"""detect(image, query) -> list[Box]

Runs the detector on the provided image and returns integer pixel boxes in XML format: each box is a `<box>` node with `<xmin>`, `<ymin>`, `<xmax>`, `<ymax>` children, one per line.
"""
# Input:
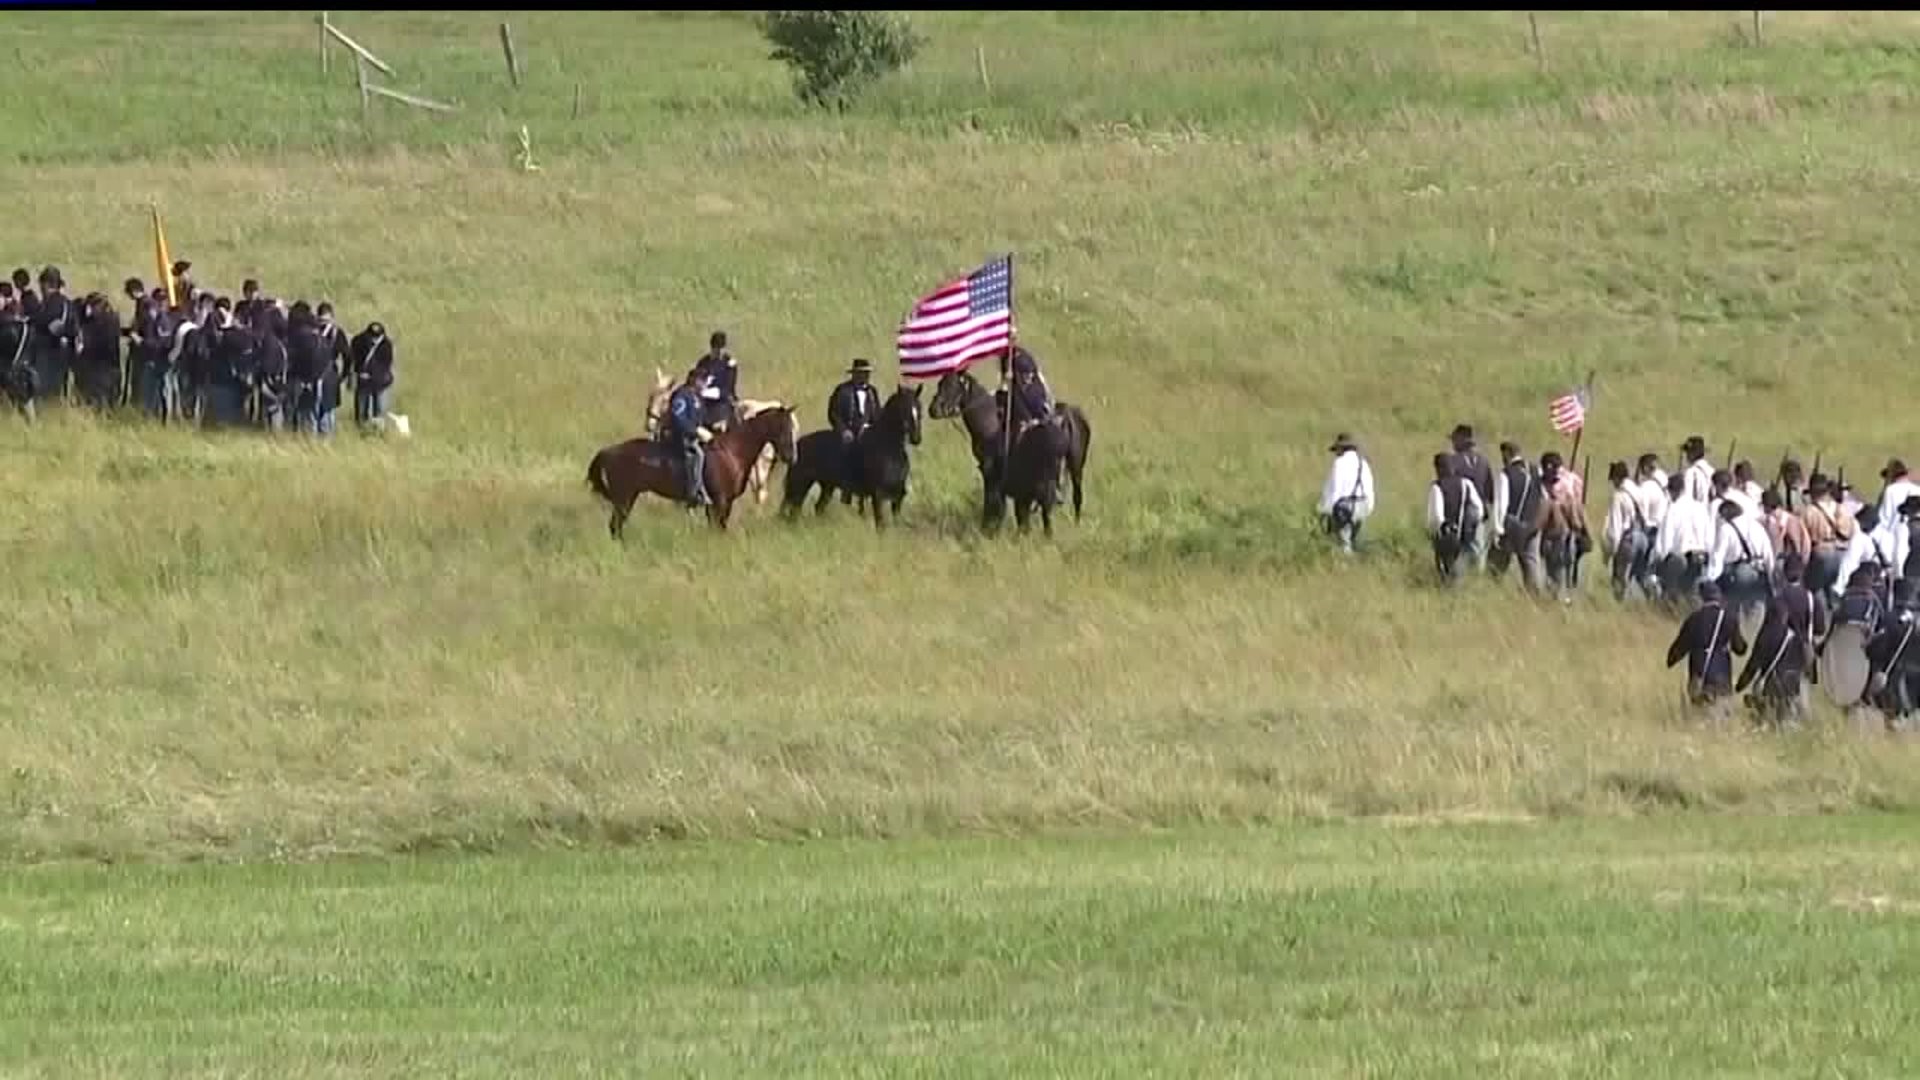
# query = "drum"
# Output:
<box><xmin>1820</xmin><ymin>623</ymin><xmax>1873</xmax><ymax>708</ymax></box>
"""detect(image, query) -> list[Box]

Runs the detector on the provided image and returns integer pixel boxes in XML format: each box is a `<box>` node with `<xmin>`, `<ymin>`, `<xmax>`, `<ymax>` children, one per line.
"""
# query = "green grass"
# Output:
<box><xmin>13</xmin><ymin>13</ymin><xmax>1920</xmax><ymax>1069</ymax></box>
<box><xmin>4</xmin><ymin>817</ymin><xmax>1920</xmax><ymax>1077</ymax></box>
<box><xmin>9</xmin><ymin>11</ymin><xmax>1920</xmax><ymax>860</ymax></box>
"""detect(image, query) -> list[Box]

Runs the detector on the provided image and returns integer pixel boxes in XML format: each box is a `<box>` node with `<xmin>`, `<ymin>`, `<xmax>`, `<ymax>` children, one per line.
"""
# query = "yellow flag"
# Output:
<box><xmin>151</xmin><ymin>205</ymin><xmax>178</xmax><ymax>309</ymax></box>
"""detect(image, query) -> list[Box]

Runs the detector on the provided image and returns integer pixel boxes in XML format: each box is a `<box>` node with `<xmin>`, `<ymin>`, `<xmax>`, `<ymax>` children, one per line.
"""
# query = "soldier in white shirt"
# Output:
<box><xmin>1318</xmin><ymin>432</ymin><xmax>1375</xmax><ymax>554</ymax></box>
<box><xmin>1635</xmin><ymin>453</ymin><xmax>1672</xmax><ymax>515</ymax></box>
<box><xmin>1655</xmin><ymin>471</ymin><xmax>1715</xmax><ymax>606</ymax></box>
<box><xmin>1709</xmin><ymin>499</ymin><xmax>1775</xmax><ymax>622</ymax></box>
<box><xmin>1878</xmin><ymin>459</ymin><xmax>1920</xmax><ymax>526</ymax></box>
<box><xmin>1679</xmin><ymin>435</ymin><xmax>1716</xmax><ymax>506</ymax></box>
<box><xmin>1426</xmin><ymin>453</ymin><xmax>1485</xmax><ymax>585</ymax></box>
<box><xmin>1836</xmin><ymin>504</ymin><xmax>1897</xmax><ymax>608</ymax></box>
<box><xmin>1491</xmin><ymin>440</ymin><xmax>1547</xmax><ymax>592</ymax></box>
<box><xmin>1733</xmin><ymin>460</ymin><xmax>1767</xmax><ymax>508</ymax></box>
<box><xmin>1603</xmin><ymin>460</ymin><xmax>1657</xmax><ymax>601</ymax></box>
<box><xmin>1712</xmin><ymin>468</ymin><xmax>1760</xmax><ymax>521</ymax></box>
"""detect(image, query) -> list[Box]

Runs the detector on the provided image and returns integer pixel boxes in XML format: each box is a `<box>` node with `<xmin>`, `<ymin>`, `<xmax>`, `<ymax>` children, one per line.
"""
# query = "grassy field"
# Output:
<box><xmin>4</xmin><ymin>816</ymin><xmax>1919</xmax><ymax>1077</ymax></box>
<box><xmin>8</xmin><ymin>11</ymin><xmax>1920</xmax><ymax>861</ymax></box>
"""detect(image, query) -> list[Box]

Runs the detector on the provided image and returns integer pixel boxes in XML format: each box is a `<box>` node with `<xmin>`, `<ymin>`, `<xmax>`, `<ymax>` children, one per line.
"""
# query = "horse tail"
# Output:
<box><xmin>586</xmin><ymin>449</ymin><xmax>614</xmax><ymax>503</ymax></box>
<box><xmin>1068</xmin><ymin>407</ymin><xmax>1091</xmax><ymax>521</ymax></box>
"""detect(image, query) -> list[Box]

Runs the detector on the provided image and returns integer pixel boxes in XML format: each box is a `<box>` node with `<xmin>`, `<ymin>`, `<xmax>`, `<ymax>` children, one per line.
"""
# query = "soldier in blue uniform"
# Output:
<box><xmin>992</xmin><ymin>347</ymin><xmax>1054</xmax><ymax>437</ymax></box>
<box><xmin>667</xmin><ymin>366</ymin><xmax>716</xmax><ymax>507</ymax></box>
<box><xmin>692</xmin><ymin>330</ymin><xmax>739</xmax><ymax>429</ymax></box>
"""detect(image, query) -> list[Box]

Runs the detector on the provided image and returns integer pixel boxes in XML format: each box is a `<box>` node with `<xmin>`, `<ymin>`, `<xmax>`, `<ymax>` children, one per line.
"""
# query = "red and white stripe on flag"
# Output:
<box><xmin>1549</xmin><ymin>386</ymin><xmax>1588</xmax><ymax>435</ymax></box>
<box><xmin>896</xmin><ymin>255</ymin><xmax>1014</xmax><ymax>381</ymax></box>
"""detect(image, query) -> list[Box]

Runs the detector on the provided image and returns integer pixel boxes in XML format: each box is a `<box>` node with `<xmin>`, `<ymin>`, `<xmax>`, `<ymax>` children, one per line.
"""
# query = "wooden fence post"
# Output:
<box><xmin>499</xmin><ymin>22</ymin><xmax>522</xmax><ymax>89</ymax></box>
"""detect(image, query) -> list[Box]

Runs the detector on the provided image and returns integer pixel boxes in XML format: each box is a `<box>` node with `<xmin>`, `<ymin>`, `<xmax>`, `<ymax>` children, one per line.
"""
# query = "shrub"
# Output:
<box><xmin>760</xmin><ymin>10</ymin><xmax>925</xmax><ymax>110</ymax></box>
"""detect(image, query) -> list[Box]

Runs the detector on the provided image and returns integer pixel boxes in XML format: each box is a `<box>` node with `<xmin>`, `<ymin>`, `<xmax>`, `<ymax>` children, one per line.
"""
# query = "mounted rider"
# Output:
<box><xmin>828</xmin><ymin>357</ymin><xmax>884</xmax><ymax>490</ymax></box>
<box><xmin>997</xmin><ymin>346</ymin><xmax>1056</xmax><ymax>437</ymax></box>
<box><xmin>667</xmin><ymin>365</ymin><xmax>717</xmax><ymax>507</ymax></box>
<box><xmin>691</xmin><ymin>330</ymin><xmax>740</xmax><ymax>431</ymax></box>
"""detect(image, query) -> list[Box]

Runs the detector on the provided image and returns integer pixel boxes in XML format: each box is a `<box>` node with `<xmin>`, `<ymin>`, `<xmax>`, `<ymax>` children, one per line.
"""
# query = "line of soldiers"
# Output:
<box><xmin>1</xmin><ymin>261</ymin><xmax>397</xmax><ymax>435</ymax></box>
<box><xmin>1315</xmin><ymin>425</ymin><xmax>1593</xmax><ymax>596</ymax></box>
<box><xmin>1325</xmin><ymin>425</ymin><xmax>1920</xmax><ymax>730</ymax></box>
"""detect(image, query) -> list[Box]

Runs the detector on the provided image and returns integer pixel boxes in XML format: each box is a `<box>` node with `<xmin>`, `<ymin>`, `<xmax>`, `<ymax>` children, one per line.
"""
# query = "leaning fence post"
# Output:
<box><xmin>499</xmin><ymin>22</ymin><xmax>522</xmax><ymax>89</ymax></box>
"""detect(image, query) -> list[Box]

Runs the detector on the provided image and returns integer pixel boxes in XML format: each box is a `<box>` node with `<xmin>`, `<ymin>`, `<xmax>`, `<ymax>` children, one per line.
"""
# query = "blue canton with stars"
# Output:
<box><xmin>966</xmin><ymin>256</ymin><xmax>1013</xmax><ymax>316</ymax></box>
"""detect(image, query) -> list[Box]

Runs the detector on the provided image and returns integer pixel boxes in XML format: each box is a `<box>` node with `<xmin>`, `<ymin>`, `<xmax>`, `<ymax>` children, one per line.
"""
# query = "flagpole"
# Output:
<box><xmin>999</xmin><ymin>252</ymin><xmax>1017</xmax><ymax>522</ymax></box>
<box><xmin>1568</xmin><ymin>368</ymin><xmax>1595</xmax><ymax>505</ymax></box>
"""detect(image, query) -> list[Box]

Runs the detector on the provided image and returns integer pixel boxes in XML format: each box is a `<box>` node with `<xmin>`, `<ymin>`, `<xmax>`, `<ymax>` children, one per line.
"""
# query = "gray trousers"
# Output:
<box><xmin>684</xmin><ymin>441</ymin><xmax>709</xmax><ymax>505</ymax></box>
<box><xmin>1491</xmin><ymin>531</ymin><xmax>1545</xmax><ymax>591</ymax></box>
<box><xmin>1611</xmin><ymin>529</ymin><xmax>1654</xmax><ymax>601</ymax></box>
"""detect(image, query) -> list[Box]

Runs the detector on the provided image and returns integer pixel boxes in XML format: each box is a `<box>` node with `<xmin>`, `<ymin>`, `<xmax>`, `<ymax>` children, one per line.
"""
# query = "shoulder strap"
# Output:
<box><xmin>1628</xmin><ymin>487</ymin><xmax>1647</xmax><ymax>529</ymax></box>
<box><xmin>1704</xmin><ymin>607</ymin><xmax>1726</xmax><ymax>660</ymax></box>
<box><xmin>1815</xmin><ymin>501</ymin><xmax>1843</xmax><ymax>536</ymax></box>
<box><xmin>1349</xmin><ymin>455</ymin><xmax>1366</xmax><ymax>499</ymax></box>
<box><xmin>1733</xmin><ymin>520</ymin><xmax>1756</xmax><ymax>564</ymax></box>
<box><xmin>1889</xmin><ymin>624</ymin><xmax>1917</xmax><ymax>672</ymax></box>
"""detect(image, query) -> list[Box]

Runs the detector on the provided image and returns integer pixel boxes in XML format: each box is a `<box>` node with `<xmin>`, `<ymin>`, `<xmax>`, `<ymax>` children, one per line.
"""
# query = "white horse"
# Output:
<box><xmin>643</xmin><ymin>367</ymin><xmax>790</xmax><ymax>506</ymax></box>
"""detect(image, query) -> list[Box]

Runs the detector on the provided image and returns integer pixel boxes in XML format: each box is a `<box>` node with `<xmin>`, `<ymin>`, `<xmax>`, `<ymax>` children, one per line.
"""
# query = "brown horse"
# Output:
<box><xmin>643</xmin><ymin>366</ymin><xmax>786</xmax><ymax>506</ymax></box>
<box><xmin>587</xmin><ymin>404</ymin><xmax>797</xmax><ymax>537</ymax></box>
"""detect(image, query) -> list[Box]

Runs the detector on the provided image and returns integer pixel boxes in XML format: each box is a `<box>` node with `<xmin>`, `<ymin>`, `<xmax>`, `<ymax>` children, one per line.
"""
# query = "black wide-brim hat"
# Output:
<box><xmin>848</xmin><ymin>358</ymin><xmax>872</xmax><ymax>374</ymax></box>
<box><xmin>1329</xmin><ymin>432</ymin><xmax>1357</xmax><ymax>453</ymax></box>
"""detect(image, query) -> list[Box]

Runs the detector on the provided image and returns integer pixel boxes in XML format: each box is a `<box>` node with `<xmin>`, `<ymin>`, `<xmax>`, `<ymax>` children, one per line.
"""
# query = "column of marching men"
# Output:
<box><xmin>0</xmin><ymin>261</ymin><xmax>398</xmax><ymax>434</ymax></box>
<box><xmin>1319</xmin><ymin>425</ymin><xmax>1920</xmax><ymax>731</ymax></box>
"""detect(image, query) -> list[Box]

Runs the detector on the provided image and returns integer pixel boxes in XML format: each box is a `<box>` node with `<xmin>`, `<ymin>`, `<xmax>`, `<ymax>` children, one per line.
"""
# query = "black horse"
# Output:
<box><xmin>928</xmin><ymin>367</ymin><xmax>1091</xmax><ymax>536</ymax></box>
<box><xmin>781</xmin><ymin>384</ymin><xmax>924</xmax><ymax>529</ymax></box>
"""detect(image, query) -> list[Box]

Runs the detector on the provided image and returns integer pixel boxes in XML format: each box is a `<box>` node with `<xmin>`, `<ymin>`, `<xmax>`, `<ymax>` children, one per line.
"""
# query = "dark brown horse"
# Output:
<box><xmin>586</xmin><ymin>405</ymin><xmax>797</xmax><ymax>537</ymax></box>
<box><xmin>781</xmin><ymin>383</ymin><xmax>924</xmax><ymax>529</ymax></box>
<box><xmin>927</xmin><ymin>368</ymin><xmax>1091</xmax><ymax>535</ymax></box>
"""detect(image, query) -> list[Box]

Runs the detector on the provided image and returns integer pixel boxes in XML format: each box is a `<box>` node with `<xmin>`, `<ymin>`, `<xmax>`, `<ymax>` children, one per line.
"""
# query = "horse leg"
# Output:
<box><xmin>782</xmin><ymin>458</ymin><xmax>818</xmax><ymax>520</ymax></box>
<box><xmin>815</xmin><ymin>481</ymin><xmax>836</xmax><ymax>515</ymax></box>
<box><xmin>1014</xmin><ymin>497</ymin><xmax>1033</xmax><ymax>534</ymax></box>
<box><xmin>1068</xmin><ymin>454</ymin><xmax>1085</xmax><ymax>522</ymax></box>
<box><xmin>871</xmin><ymin>490</ymin><xmax>887</xmax><ymax>531</ymax></box>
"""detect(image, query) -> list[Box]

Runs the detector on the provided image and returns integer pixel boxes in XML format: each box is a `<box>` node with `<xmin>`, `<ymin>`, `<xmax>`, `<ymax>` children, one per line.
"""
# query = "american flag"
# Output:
<box><xmin>1549</xmin><ymin>384</ymin><xmax>1589</xmax><ymax>435</ymax></box>
<box><xmin>896</xmin><ymin>255</ymin><xmax>1014</xmax><ymax>381</ymax></box>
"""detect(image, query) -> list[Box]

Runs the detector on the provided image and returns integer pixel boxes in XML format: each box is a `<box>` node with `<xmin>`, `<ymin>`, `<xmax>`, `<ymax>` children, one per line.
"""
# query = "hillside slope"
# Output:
<box><xmin>6</xmin><ymin>11</ymin><xmax>1920</xmax><ymax>860</ymax></box>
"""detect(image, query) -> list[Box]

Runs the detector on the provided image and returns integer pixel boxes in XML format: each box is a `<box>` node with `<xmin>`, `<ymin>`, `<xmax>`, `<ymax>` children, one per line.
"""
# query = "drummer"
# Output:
<box><xmin>1818</xmin><ymin>565</ymin><xmax>1886</xmax><ymax>713</ymax></box>
<box><xmin>1830</xmin><ymin>565</ymin><xmax>1885</xmax><ymax>633</ymax></box>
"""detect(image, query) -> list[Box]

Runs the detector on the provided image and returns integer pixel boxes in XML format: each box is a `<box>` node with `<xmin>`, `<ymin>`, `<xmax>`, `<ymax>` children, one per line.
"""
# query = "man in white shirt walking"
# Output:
<box><xmin>1654</xmin><ymin>472</ymin><xmax>1714</xmax><ymax>607</ymax></box>
<box><xmin>1836</xmin><ymin>504</ymin><xmax>1898</xmax><ymax>609</ymax></box>
<box><xmin>1318</xmin><ymin>431</ymin><xmax>1375</xmax><ymax>554</ymax></box>
<box><xmin>1491</xmin><ymin>440</ymin><xmax>1546</xmax><ymax>592</ymax></box>
<box><xmin>1603</xmin><ymin>460</ymin><xmax>1658</xmax><ymax>601</ymax></box>
<box><xmin>1426</xmin><ymin>452</ymin><xmax>1485</xmax><ymax>585</ymax></box>
<box><xmin>1709</xmin><ymin>499</ymin><xmax>1775</xmax><ymax>622</ymax></box>
<box><xmin>1878</xmin><ymin>459</ymin><xmax>1920</xmax><ymax>527</ymax></box>
<box><xmin>1680</xmin><ymin>435</ymin><xmax>1716</xmax><ymax>507</ymax></box>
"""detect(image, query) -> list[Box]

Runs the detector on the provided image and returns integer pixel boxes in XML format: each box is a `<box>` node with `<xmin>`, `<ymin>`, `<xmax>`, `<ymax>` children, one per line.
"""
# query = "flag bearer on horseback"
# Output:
<box><xmin>668</xmin><ymin>366</ymin><xmax>717</xmax><ymax>508</ymax></box>
<box><xmin>1000</xmin><ymin>347</ymin><xmax>1054</xmax><ymax>435</ymax></box>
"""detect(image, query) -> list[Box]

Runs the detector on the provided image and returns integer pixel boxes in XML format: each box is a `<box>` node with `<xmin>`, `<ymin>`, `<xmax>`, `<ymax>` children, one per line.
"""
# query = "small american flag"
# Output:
<box><xmin>1549</xmin><ymin>384</ymin><xmax>1589</xmax><ymax>435</ymax></box>
<box><xmin>897</xmin><ymin>255</ymin><xmax>1014</xmax><ymax>381</ymax></box>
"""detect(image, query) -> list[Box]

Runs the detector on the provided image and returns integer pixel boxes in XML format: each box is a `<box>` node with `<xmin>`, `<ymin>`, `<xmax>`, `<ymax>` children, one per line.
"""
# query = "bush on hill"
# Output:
<box><xmin>760</xmin><ymin>10</ymin><xmax>925</xmax><ymax>110</ymax></box>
